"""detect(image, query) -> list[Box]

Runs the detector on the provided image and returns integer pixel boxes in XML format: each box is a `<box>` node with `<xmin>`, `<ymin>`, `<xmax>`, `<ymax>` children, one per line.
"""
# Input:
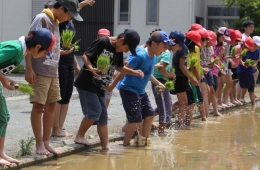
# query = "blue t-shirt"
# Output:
<box><xmin>120</xmin><ymin>46</ymin><xmax>157</xmax><ymax>94</ymax></box>
<box><xmin>237</xmin><ymin>49</ymin><xmax>260</xmax><ymax>75</ymax></box>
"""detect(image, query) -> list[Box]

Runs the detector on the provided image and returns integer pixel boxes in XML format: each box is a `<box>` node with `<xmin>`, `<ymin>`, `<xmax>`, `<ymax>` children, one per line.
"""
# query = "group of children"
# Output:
<box><xmin>0</xmin><ymin>0</ymin><xmax>259</xmax><ymax>166</ymax></box>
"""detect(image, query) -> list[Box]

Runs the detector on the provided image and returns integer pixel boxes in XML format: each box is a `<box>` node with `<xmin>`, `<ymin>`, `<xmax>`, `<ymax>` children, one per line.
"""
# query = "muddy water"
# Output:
<box><xmin>25</xmin><ymin>105</ymin><xmax>260</xmax><ymax>170</ymax></box>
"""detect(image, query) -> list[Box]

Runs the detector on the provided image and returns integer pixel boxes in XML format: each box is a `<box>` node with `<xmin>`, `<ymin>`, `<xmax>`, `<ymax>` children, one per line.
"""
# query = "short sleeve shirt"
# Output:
<box><xmin>153</xmin><ymin>50</ymin><xmax>171</xmax><ymax>80</ymax></box>
<box><xmin>172</xmin><ymin>48</ymin><xmax>188</xmax><ymax>77</ymax></box>
<box><xmin>237</xmin><ymin>49</ymin><xmax>260</xmax><ymax>75</ymax></box>
<box><xmin>74</xmin><ymin>37</ymin><xmax>123</xmax><ymax>96</ymax></box>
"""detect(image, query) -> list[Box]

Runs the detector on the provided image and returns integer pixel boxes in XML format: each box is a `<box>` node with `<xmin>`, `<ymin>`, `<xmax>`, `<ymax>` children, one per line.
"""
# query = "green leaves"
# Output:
<box><xmin>211</xmin><ymin>57</ymin><xmax>220</xmax><ymax>65</ymax></box>
<box><xmin>61</xmin><ymin>29</ymin><xmax>81</xmax><ymax>51</ymax></box>
<box><xmin>12</xmin><ymin>83</ymin><xmax>35</xmax><ymax>95</ymax></box>
<box><xmin>97</xmin><ymin>54</ymin><xmax>111</xmax><ymax>74</ymax></box>
<box><xmin>164</xmin><ymin>80</ymin><xmax>175</xmax><ymax>91</ymax></box>
<box><xmin>189</xmin><ymin>57</ymin><xmax>197</xmax><ymax>68</ymax></box>
<box><xmin>231</xmin><ymin>47</ymin><xmax>237</xmax><ymax>56</ymax></box>
<box><xmin>241</xmin><ymin>49</ymin><xmax>248</xmax><ymax>57</ymax></box>
<box><xmin>245</xmin><ymin>59</ymin><xmax>256</xmax><ymax>66</ymax></box>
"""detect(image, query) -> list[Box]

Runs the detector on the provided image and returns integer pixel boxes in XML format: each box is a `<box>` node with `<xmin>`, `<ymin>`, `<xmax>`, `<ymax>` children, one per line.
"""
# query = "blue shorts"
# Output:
<box><xmin>238</xmin><ymin>72</ymin><xmax>255</xmax><ymax>92</ymax></box>
<box><xmin>203</xmin><ymin>70</ymin><xmax>215</xmax><ymax>86</ymax></box>
<box><xmin>77</xmin><ymin>88</ymin><xmax>107</xmax><ymax>125</ymax></box>
<box><xmin>186</xmin><ymin>84</ymin><xmax>203</xmax><ymax>105</ymax></box>
<box><xmin>120</xmin><ymin>88</ymin><xmax>154</xmax><ymax>123</ymax></box>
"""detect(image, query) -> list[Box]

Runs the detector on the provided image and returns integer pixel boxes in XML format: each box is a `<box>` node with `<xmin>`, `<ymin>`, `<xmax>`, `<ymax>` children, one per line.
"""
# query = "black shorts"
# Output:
<box><xmin>231</xmin><ymin>68</ymin><xmax>238</xmax><ymax>80</ymax></box>
<box><xmin>186</xmin><ymin>84</ymin><xmax>203</xmax><ymax>105</ymax></box>
<box><xmin>170</xmin><ymin>76</ymin><xmax>189</xmax><ymax>94</ymax></box>
<box><xmin>238</xmin><ymin>72</ymin><xmax>255</xmax><ymax>92</ymax></box>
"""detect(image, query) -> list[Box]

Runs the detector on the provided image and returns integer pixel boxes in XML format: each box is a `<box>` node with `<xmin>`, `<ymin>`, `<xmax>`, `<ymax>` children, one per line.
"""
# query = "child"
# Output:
<box><xmin>0</xmin><ymin>28</ymin><xmax>56</xmax><ymax>166</ymax></box>
<box><xmin>107</xmin><ymin>30</ymin><xmax>174</xmax><ymax>146</ymax></box>
<box><xmin>74</xmin><ymin>29</ymin><xmax>143</xmax><ymax>150</ymax></box>
<box><xmin>237</xmin><ymin>37</ymin><xmax>260</xmax><ymax>105</ymax></box>
<box><xmin>25</xmin><ymin>0</ymin><xmax>83</xmax><ymax>155</ymax></box>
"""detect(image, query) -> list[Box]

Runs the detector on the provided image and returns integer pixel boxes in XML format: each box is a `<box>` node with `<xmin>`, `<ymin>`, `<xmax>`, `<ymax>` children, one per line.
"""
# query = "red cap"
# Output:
<box><xmin>245</xmin><ymin>37</ymin><xmax>255</xmax><ymax>51</ymax></box>
<box><xmin>186</xmin><ymin>31</ymin><xmax>202</xmax><ymax>47</ymax></box>
<box><xmin>229</xmin><ymin>28</ymin><xmax>236</xmax><ymax>45</ymax></box>
<box><xmin>97</xmin><ymin>28</ymin><xmax>110</xmax><ymax>36</ymax></box>
<box><xmin>196</xmin><ymin>29</ymin><xmax>211</xmax><ymax>39</ymax></box>
<box><xmin>190</xmin><ymin>23</ymin><xmax>203</xmax><ymax>31</ymax></box>
<box><xmin>235</xmin><ymin>30</ymin><xmax>242</xmax><ymax>41</ymax></box>
<box><xmin>207</xmin><ymin>30</ymin><xmax>217</xmax><ymax>46</ymax></box>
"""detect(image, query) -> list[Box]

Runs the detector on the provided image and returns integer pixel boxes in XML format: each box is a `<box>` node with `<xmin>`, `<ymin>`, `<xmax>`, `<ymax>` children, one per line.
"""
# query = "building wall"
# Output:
<box><xmin>0</xmin><ymin>0</ymin><xmax>32</xmax><ymax>42</ymax></box>
<box><xmin>194</xmin><ymin>0</ymin><xmax>206</xmax><ymax>26</ymax></box>
<box><xmin>114</xmin><ymin>0</ymin><xmax>193</xmax><ymax>45</ymax></box>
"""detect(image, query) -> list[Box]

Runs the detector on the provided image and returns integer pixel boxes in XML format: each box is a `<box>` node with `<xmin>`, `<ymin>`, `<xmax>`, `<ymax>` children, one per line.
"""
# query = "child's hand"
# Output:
<box><xmin>1</xmin><ymin>77</ymin><xmax>15</xmax><ymax>90</ymax></box>
<box><xmin>156</xmin><ymin>83</ymin><xmax>166</xmax><ymax>92</ymax></box>
<box><xmin>154</xmin><ymin>63</ymin><xmax>163</xmax><ymax>69</ymax></box>
<box><xmin>168</xmin><ymin>72</ymin><xmax>176</xmax><ymax>79</ymax></box>
<box><xmin>133</xmin><ymin>69</ymin><xmax>144</xmax><ymax>78</ymax></box>
<box><xmin>190</xmin><ymin>77</ymin><xmax>199</xmax><ymax>86</ymax></box>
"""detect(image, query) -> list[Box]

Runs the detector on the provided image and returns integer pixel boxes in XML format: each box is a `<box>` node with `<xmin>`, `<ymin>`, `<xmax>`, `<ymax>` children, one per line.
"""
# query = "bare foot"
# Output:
<box><xmin>102</xmin><ymin>145</ymin><xmax>111</xmax><ymax>151</ymax></box>
<box><xmin>0</xmin><ymin>153</ymin><xmax>20</xmax><ymax>164</ymax></box>
<box><xmin>36</xmin><ymin>143</ymin><xmax>50</xmax><ymax>155</ymax></box>
<box><xmin>74</xmin><ymin>136</ymin><xmax>91</xmax><ymax>146</ymax></box>
<box><xmin>44</xmin><ymin>143</ymin><xmax>61</xmax><ymax>155</ymax></box>
<box><xmin>201</xmin><ymin>117</ymin><xmax>207</xmax><ymax>121</ymax></box>
<box><xmin>51</xmin><ymin>130</ymin><xmax>73</xmax><ymax>137</ymax></box>
<box><xmin>0</xmin><ymin>158</ymin><xmax>11</xmax><ymax>166</ymax></box>
<box><xmin>214</xmin><ymin>112</ymin><xmax>223</xmax><ymax>117</ymax></box>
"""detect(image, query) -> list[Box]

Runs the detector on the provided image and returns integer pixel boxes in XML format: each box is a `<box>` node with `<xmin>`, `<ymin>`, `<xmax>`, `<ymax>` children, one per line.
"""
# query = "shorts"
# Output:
<box><xmin>231</xmin><ymin>68</ymin><xmax>238</xmax><ymax>80</ymax></box>
<box><xmin>30</xmin><ymin>74</ymin><xmax>61</xmax><ymax>104</ymax></box>
<box><xmin>77</xmin><ymin>88</ymin><xmax>107</xmax><ymax>125</ymax></box>
<box><xmin>225</xmin><ymin>69</ymin><xmax>233</xmax><ymax>76</ymax></box>
<box><xmin>58</xmin><ymin>64</ymin><xmax>74</xmax><ymax>104</ymax></box>
<box><xmin>171</xmin><ymin>76</ymin><xmax>189</xmax><ymax>94</ymax></box>
<box><xmin>105</xmin><ymin>91</ymin><xmax>113</xmax><ymax>100</ymax></box>
<box><xmin>151</xmin><ymin>81</ymin><xmax>172</xmax><ymax>124</ymax></box>
<box><xmin>238</xmin><ymin>72</ymin><xmax>255</xmax><ymax>92</ymax></box>
<box><xmin>120</xmin><ymin>88</ymin><xmax>154</xmax><ymax>123</ymax></box>
<box><xmin>203</xmin><ymin>70</ymin><xmax>215</xmax><ymax>86</ymax></box>
<box><xmin>186</xmin><ymin>84</ymin><xmax>203</xmax><ymax>105</ymax></box>
<box><xmin>213</xmin><ymin>75</ymin><xmax>218</xmax><ymax>91</ymax></box>
<box><xmin>0</xmin><ymin>84</ymin><xmax>10</xmax><ymax>137</ymax></box>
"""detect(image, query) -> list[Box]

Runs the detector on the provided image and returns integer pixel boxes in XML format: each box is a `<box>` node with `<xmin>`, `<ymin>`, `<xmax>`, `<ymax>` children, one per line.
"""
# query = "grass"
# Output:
<box><xmin>17</xmin><ymin>137</ymin><xmax>35</xmax><ymax>157</ymax></box>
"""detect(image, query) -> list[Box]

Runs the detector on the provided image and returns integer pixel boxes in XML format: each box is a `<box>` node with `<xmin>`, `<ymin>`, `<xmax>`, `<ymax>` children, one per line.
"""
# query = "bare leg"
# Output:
<box><xmin>97</xmin><ymin>125</ymin><xmax>110</xmax><ymax>150</ymax></box>
<box><xmin>176</xmin><ymin>92</ymin><xmax>188</xmax><ymax>128</ymax></box>
<box><xmin>31</xmin><ymin>103</ymin><xmax>49</xmax><ymax>155</ymax></box>
<box><xmin>249</xmin><ymin>92</ymin><xmax>256</xmax><ymax>105</ymax></box>
<box><xmin>123</xmin><ymin>123</ymin><xmax>138</xmax><ymax>146</ymax></box>
<box><xmin>254</xmin><ymin>70</ymin><xmax>259</xmax><ymax>98</ymax></box>
<box><xmin>74</xmin><ymin>118</ymin><xmax>95</xmax><ymax>146</ymax></box>
<box><xmin>200</xmin><ymin>82</ymin><xmax>209</xmax><ymax>117</ymax></box>
<box><xmin>0</xmin><ymin>137</ymin><xmax>20</xmax><ymax>165</ymax></box>
<box><xmin>236</xmin><ymin>83</ymin><xmax>242</xmax><ymax>100</ymax></box>
<box><xmin>223</xmin><ymin>75</ymin><xmax>233</xmax><ymax>106</ymax></box>
<box><xmin>197</xmin><ymin>103</ymin><xmax>207</xmax><ymax>121</ymax></box>
<box><xmin>209</xmin><ymin>85</ymin><xmax>222</xmax><ymax>116</ymax></box>
<box><xmin>106</xmin><ymin>99</ymin><xmax>111</xmax><ymax>109</ymax></box>
<box><xmin>186</xmin><ymin>104</ymin><xmax>195</xmax><ymax>126</ymax></box>
<box><xmin>52</xmin><ymin>103</ymin><xmax>61</xmax><ymax>136</ymax></box>
<box><xmin>43</xmin><ymin>102</ymin><xmax>60</xmax><ymax>155</ymax></box>
<box><xmin>142</xmin><ymin>116</ymin><xmax>154</xmax><ymax>137</ymax></box>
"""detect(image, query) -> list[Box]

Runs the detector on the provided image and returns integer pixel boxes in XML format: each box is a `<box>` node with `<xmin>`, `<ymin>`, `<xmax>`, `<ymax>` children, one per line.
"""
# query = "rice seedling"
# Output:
<box><xmin>97</xmin><ymin>54</ymin><xmax>111</xmax><ymax>75</ymax></box>
<box><xmin>211</xmin><ymin>56</ymin><xmax>220</xmax><ymax>65</ymax></box>
<box><xmin>189</xmin><ymin>57</ymin><xmax>197</xmax><ymax>68</ymax></box>
<box><xmin>231</xmin><ymin>47</ymin><xmax>237</xmax><ymax>56</ymax></box>
<box><xmin>241</xmin><ymin>49</ymin><xmax>248</xmax><ymax>57</ymax></box>
<box><xmin>12</xmin><ymin>83</ymin><xmax>35</xmax><ymax>95</ymax></box>
<box><xmin>17</xmin><ymin>137</ymin><xmax>35</xmax><ymax>157</ymax></box>
<box><xmin>220</xmin><ymin>63</ymin><xmax>225</xmax><ymax>69</ymax></box>
<box><xmin>245</xmin><ymin>59</ymin><xmax>256</xmax><ymax>66</ymax></box>
<box><xmin>164</xmin><ymin>80</ymin><xmax>175</xmax><ymax>91</ymax></box>
<box><xmin>61</xmin><ymin>29</ymin><xmax>80</xmax><ymax>51</ymax></box>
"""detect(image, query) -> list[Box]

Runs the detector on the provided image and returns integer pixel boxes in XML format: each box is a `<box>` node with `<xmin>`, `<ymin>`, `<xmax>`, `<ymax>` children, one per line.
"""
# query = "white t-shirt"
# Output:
<box><xmin>242</xmin><ymin>33</ymin><xmax>250</xmax><ymax>41</ymax></box>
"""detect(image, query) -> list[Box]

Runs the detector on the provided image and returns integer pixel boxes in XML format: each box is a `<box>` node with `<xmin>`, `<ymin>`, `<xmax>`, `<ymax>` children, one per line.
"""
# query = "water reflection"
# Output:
<box><xmin>25</xmin><ymin>105</ymin><xmax>260</xmax><ymax>170</ymax></box>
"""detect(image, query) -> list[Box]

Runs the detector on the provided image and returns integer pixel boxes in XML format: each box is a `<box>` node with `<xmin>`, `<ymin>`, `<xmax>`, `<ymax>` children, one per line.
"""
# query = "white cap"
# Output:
<box><xmin>253</xmin><ymin>36</ymin><xmax>260</xmax><ymax>47</ymax></box>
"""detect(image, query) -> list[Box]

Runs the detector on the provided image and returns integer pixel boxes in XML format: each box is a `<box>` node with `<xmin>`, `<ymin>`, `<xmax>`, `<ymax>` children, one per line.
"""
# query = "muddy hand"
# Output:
<box><xmin>91</xmin><ymin>68</ymin><xmax>101</xmax><ymax>77</ymax></box>
<box><xmin>2</xmin><ymin>77</ymin><xmax>15</xmax><ymax>90</ymax></box>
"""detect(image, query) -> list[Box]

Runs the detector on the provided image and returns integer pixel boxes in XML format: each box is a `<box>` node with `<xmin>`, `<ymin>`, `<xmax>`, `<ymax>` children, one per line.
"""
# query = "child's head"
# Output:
<box><xmin>115</xmin><ymin>29</ymin><xmax>140</xmax><ymax>56</ymax></box>
<box><xmin>146</xmin><ymin>30</ymin><xmax>175</xmax><ymax>56</ymax></box>
<box><xmin>97</xmin><ymin>28</ymin><xmax>110</xmax><ymax>38</ymax></box>
<box><xmin>242</xmin><ymin>20</ymin><xmax>254</xmax><ymax>34</ymax></box>
<box><xmin>217</xmin><ymin>27</ymin><xmax>231</xmax><ymax>44</ymax></box>
<box><xmin>169</xmin><ymin>31</ymin><xmax>187</xmax><ymax>52</ymax></box>
<box><xmin>25</xmin><ymin>28</ymin><xmax>56</xmax><ymax>58</ymax></box>
<box><xmin>53</xmin><ymin>0</ymin><xmax>83</xmax><ymax>22</ymax></box>
<box><xmin>207</xmin><ymin>30</ymin><xmax>217</xmax><ymax>47</ymax></box>
<box><xmin>244</xmin><ymin>37</ymin><xmax>258</xmax><ymax>52</ymax></box>
<box><xmin>196</xmin><ymin>29</ymin><xmax>210</xmax><ymax>47</ymax></box>
<box><xmin>190</xmin><ymin>23</ymin><xmax>203</xmax><ymax>31</ymax></box>
<box><xmin>235</xmin><ymin>30</ymin><xmax>242</xmax><ymax>42</ymax></box>
<box><xmin>185</xmin><ymin>31</ymin><xmax>201</xmax><ymax>53</ymax></box>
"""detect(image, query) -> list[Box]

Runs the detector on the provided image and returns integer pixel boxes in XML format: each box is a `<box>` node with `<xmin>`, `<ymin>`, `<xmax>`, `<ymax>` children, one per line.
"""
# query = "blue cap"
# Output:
<box><xmin>150</xmin><ymin>30</ymin><xmax>176</xmax><ymax>46</ymax></box>
<box><xmin>32</xmin><ymin>28</ymin><xmax>56</xmax><ymax>52</ymax></box>
<box><xmin>169</xmin><ymin>31</ymin><xmax>188</xmax><ymax>49</ymax></box>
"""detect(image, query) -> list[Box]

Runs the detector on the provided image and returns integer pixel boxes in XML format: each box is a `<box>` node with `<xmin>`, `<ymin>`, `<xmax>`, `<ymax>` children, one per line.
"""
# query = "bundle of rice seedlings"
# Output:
<box><xmin>61</xmin><ymin>29</ymin><xmax>80</xmax><ymax>51</ymax></box>
<box><xmin>97</xmin><ymin>54</ymin><xmax>111</xmax><ymax>75</ymax></box>
<box><xmin>241</xmin><ymin>49</ymin><xmax>248</xmax><ymax>57</ymax></box>
<box><xmin>164</xmin><ymin>80</ymin><xmax>175</xmax><ymax>91</ymax></box>
<box><xmin>211</xmin><ymin>56</ymin><xmax>220</xmax><ymax>65</ymax></box>
<box><xmin>169</xmin><ymin>67</ymin><xmax>175</xmax><ymax>73</ymax></box>
<box><xmin>245</xmin><ymin>59</ymin><xmax>256</xmax><ymax>66</ymax></box>
<box><xmin>189</xmin><ymin>57</ymin><xmax>197</xmax><ymax>68</ymax></box>
<box><xmin>12</xmin><ymin>83</ymin><xmax>35</xmax><ymax>95</ymax></box>
<box><xmin>231</xmin><ymin>47</ymin><xmax>237</xmax><ymax>56</ymax></box>
<box><xmin>221</xmin><ymin>63</ymin><xmax>225</xmax><ymax>69</ymax></box>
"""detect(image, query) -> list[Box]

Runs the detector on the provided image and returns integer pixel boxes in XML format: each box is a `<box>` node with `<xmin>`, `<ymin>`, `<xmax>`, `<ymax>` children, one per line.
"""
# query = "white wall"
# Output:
<box><xmin>194</xmin><ymin>0</ymin><xmax>206</xmax><ymax>25</ymax></box>
<box><xmin>114</xmin><ymin>0</ymin><xmax>193</xmax><ymax>45</ymax></box>
<box><xmin>0</xmin><ymin>0</ymin><xmax>32</xmax><ymax>41</ymax></box>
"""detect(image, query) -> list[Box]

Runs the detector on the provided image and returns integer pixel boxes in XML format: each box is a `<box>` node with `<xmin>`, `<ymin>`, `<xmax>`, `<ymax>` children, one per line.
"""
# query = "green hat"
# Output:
<box><xmin>57</xmin><ymin>0</ymin><xmax>83</xmax><ymax>21</ymax></box>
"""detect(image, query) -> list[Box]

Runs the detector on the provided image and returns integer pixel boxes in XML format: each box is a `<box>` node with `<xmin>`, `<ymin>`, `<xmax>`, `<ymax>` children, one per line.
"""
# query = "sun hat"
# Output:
<box><xmin>244</xmin><ymin>37</ymin><xmax>255</xmax><ymax>51</ymax></box>
<box><xmin>207</xmin><ymin>30</ymin><xmax>217</xmax><ymax>46</ymax></box>
<box><xmin>253</xmin><ymin>36</ymin><xmax>260</xmax><ymax>47</ymax></box>
<box><xmin>186</xmin><ymin>31</ymin><xmax>202</xmax><ymax>47</ymax></box>
<box><xmin>190</xmin><ymin>24</ymin><xmax>203</xmax><ymax>31</ymax></box>
<box><xmin>235</xmin><ymin>30</ymin><xmax>242</xmax><ymax>41</ymax></box>
<box><xmin>196</xmin><ymin>29</ymin><xmax>211</xmax><ymax>39</ymax></box>
<box><xmin>98</xmin><ymin>28</ymin><xmax>110</xmax><ymax>36</ymax></box>
<box><xmin>169</xmin><ymin>31</ymin><xmax>188</xmax><ymax>49</ymax></box>
<box><xmin>218</xmin><ymin>27</ymin><xmax>231</xmax><ymax>41</ymax></box>
<box><xmin>229</xmin><ymin>28</ymin><xmax>237</xmax><ymax>44</ymax></box>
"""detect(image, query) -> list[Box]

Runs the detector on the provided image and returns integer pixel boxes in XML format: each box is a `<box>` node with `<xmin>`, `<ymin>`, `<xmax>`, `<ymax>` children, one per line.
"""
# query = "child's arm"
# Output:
<box><xmin>74</xmin><ymin>55</ymin><xmax>81</xmax><ymax>76</ymax></box>
<box><xmin>0</xmin><ymin>72</ymin><xmax>15</xmax><ymax>90</ymax></box>
<box><xmin>106</xmin><ymin>72</ymin><xmax>125</xmax><ymax>92</ymax></box>
<box><xmin>24</xmin><ymin>53</ymin><xmax>36</xmax><ymax>84</ymax></box>
<box><xmin>157</xmin><ymin>62</ymin><xmax>175</xmax><ymax>79</ymax></box>
<box><xmin>179</xmin><ymin>57</ymin><xmax>199</xmax><ymax>86</ymax></box>
<box><xmin>150</xmin><ymin>75</ymin><xmax>166</xmax><ymax>91</ymax></box>
<box><xmin>82</xmin><ymin>54</ymin><xmax>100</xmax><ymax>77</ymax></box>
<box><xmin>116</xmin><ymin>66</ymin><xmax>144</xmax><ymax>78</ymax></box>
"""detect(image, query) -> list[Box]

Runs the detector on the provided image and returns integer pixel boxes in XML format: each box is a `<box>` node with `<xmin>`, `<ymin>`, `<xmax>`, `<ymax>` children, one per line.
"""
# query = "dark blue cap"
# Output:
<box><xmin>169</xmin><ymin>31</ymin><xmax>188</xmax><ymax>49</ymax></box>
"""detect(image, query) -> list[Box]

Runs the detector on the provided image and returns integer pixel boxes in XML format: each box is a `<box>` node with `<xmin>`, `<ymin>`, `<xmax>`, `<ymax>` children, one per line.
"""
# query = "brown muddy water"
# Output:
<box><xmin>24</xmin><ymin>105</ymin><xmax>260</xmax><ymax>170</ymax></box>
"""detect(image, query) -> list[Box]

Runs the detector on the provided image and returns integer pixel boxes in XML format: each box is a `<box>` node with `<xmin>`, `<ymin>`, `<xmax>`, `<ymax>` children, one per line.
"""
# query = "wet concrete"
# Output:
<box><xmin>23</xmin><ymin>104</ymin><xmax>260</xmax><ymax>170</ymax></box>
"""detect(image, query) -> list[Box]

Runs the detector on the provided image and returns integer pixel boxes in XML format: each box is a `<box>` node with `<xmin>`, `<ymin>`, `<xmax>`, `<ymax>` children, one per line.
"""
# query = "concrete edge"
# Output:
<box><xmin>3</xmin><ymin>98</ymin><xmax>259</xmax><ymax>169</ymax></box>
